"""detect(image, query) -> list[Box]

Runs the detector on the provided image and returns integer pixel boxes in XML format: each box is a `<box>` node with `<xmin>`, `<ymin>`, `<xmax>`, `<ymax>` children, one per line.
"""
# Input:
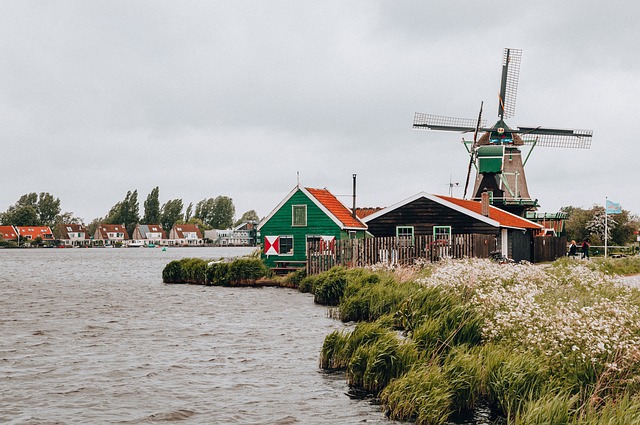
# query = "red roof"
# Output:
<box><xmin>0</xmin><ymin>226</ymin><xmax>18</xmax><ymax>240</ymax></box>
<box><xmin>16</xmin><ymin>226</ymin><xmax>55</xmax><ymax>240</ymax></box>
<box><xmin>356</xmin><ymin>207</ymin><xmax>384</xmax><ymax>219</ymax></box>
<box><xmin>435</xmin><ymin>195</ymin><xmax>543</xmax><ymax>230</ymax></box>
<box><xmin>95</xmin><ymin>224</ymin><xmax>130</xmax><ymax>240</ymax></box>
<box><xmin>306</xmin><ymin>188</ymin><xmax>367</xmax><ymax>229</ymax></box>
<box><xmin>171</xmin><ymin>224</ymin><xmax>203</xmax><ymax>239</ymax></box>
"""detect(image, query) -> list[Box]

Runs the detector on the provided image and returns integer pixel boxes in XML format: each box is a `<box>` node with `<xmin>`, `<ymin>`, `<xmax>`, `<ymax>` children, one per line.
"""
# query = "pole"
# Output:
<box><xmin>605</xmin><ymin>197</ymin><xmax>608</xmax><ymax>258</ymax></box>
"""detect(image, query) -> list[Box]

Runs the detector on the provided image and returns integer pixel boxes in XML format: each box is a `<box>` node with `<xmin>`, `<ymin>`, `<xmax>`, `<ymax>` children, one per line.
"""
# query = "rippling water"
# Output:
<box><xmin>0</xmin><ymin>247</ymin><xmax>399</xmax><ymax>424</ymax></box>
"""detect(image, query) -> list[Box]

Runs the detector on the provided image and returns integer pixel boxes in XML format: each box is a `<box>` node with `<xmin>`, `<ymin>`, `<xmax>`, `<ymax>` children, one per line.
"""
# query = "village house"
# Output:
<box><xmin>362</xmin><ymin>191</ymin><xmax>544</xmax><ymax>262</ymax></box>
<box><xmin>93</xmin><ymin>224</ymin><xmax>129</xmax><ymax>246</ymax></box>
<box><xmin>0</xmin><ymin>225</ymin><xmax>18</xmax><ymax>242</ymax></box>
<box><xmin>58</xmin><ymin>223</ymin><xmax>90</xmax><ymax>247</ymax></box>
<box><xmin>131</xmin><ymin>224</ymin><xmax>166</xmax><ymax>246</ymax></box>
<box><xmin>258</xmin><ymin>185</ymin><xmax>368</xmax><ymax>270</ymax></box>
<box><xmin>15</xmin><ymin>226</ymin><xmax>55</xmax><ymax>245</ymax></box>
<box><xmin>168</xmin><ymin>223</ymin><xmax>203</xmax><ymax>246</ymax></box>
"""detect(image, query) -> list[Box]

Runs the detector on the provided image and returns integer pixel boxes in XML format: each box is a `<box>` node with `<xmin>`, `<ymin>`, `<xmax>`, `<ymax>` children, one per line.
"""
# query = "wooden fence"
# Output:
<box><xmin>533</xmin><ymin>235</ymin><xmax>567</xmax><ymax>263</ymax></box>
<box><xmin>307</xmin><ymin>234</ymin><xmax>497</xmax><ymax>275</ymax></box>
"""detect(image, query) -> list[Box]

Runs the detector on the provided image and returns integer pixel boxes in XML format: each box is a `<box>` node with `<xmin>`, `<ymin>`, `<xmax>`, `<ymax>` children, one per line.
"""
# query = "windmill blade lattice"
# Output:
<box><xmin>499</xmin><ymin>48</ymin><xmax>522</xmax><ymax>119</ymax></box>
<box><xmin>413</xmin><ymin>112</ymin><xmax>486</xmax><ymax>133</ymax></box>
<box><xmin>518</xmin><ymin>127</ymin><xmax>592</xmax><ymax>149</ymax></box>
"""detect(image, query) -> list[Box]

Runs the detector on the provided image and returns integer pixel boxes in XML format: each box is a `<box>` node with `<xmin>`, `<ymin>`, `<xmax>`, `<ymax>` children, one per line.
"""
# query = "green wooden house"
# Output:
<box><xmin>258</xmin><ymin>185</ymin><xmax>368</xmax><ymax>269</ymax></box>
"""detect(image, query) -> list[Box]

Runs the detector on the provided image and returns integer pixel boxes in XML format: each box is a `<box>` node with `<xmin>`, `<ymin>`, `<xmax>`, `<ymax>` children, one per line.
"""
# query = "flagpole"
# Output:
<box><xmin>605</xmin><ymin>197</ymin><xmax>608</xmax><ymax>258</ymax></box>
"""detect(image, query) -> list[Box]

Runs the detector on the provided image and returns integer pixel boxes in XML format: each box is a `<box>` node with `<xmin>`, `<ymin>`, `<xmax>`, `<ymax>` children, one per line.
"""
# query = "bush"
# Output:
<box><xmin>229</xmin><ymin>258</ymin><xmax>267</xmax><ymax>282</ymax></box>
<box><xmin>207</xmin><ymin>262</ymin><xmax>231</xmax><ymax>286</ymax></box>
<box><xmin>162</xmin><ymin>260</ymin><xmax>183</xmax><ymax>283</ymax></box>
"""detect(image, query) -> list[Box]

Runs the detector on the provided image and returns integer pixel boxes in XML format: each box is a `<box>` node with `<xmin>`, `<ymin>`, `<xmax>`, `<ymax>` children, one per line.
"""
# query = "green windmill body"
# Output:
<box><xmin>413</xmin><ymin>48</ymin><xmax>592</xmax><ymax>217</ymax></box>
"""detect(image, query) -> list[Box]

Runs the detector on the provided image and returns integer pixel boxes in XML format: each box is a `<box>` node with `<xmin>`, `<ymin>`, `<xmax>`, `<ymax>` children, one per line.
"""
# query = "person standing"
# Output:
<box><xmin>581</xmin><ymin>238</ymin><xmax>590</xmax><ymax>259</ymax></box>
<box><xmin>568</xmin><ymin>240</ymin><xmax>577</xmax><ymax>257</ymax></box>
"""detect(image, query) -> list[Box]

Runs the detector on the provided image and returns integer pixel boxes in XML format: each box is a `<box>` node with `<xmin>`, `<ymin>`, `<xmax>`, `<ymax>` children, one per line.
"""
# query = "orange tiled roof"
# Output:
<box><xmin>435</xmin><ymin>195</ymin><xmax>543</xmax><ymax>230</ymax></box>
<box><xmin>16</xmin><ymin>226</ymin><xmax>55</xmax><ymax>239</ymax></box>
<box><xmin>306</xmin><ymin>188</ymin><xmax>367</xmax><ymax>229</ymax></box>
<box><xmin>0</xmin><ymin>225</ymin><xmax>18</xmax><ymax>240</ymax></box>
<box><xmin>356</xmin><ymin>207</ymin><xmax>384</xmax><ymax>219</ymax></box>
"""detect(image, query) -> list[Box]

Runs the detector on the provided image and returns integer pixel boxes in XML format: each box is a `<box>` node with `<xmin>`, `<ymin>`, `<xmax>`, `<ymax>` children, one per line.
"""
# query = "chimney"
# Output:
<box><xmin>481</xmin><ymin>190</ymin><xmax>490</xmax><ymax>217</ymax></box>
<box><xmin>352</xmin><ymin>174</ymin><xmax>357</xmax><ymax>219</ymax></box>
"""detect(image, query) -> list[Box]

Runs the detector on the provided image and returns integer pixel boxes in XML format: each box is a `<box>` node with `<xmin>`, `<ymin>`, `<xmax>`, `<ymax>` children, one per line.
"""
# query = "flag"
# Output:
<box><xmin>606</xmin><ymin>199</ymin><xmax>622</xmax><ymax>215</ymax></box>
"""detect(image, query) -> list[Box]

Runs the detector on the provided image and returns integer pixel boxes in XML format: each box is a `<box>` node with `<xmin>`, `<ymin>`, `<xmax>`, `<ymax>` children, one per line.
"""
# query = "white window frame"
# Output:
<box><xmin>279</xmin><ymin>235</ymin><xmax>294</xmax><ymax>256</ymax></box>
<box><xmin>292</xmin><ymin>205</ymin><xmax>307</xmax><ymax>227</ymax></box>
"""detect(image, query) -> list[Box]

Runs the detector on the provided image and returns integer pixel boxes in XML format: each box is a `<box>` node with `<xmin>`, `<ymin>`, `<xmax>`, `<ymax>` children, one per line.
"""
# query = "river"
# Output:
<box><xmin>0</xmin><ymin>247</ymin><xmax>401</xmax><ymax>424</ymax></box>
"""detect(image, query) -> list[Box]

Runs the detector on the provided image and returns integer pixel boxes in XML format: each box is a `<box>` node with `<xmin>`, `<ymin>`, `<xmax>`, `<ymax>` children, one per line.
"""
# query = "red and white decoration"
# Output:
<box><xmin>264</xmin><ymin>235</ymin><xmax>280</xmax><ymax>255</ymax></box>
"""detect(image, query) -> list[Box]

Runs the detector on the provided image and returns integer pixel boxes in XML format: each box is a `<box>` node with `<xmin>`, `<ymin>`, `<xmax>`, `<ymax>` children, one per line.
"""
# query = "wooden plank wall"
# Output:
<box><xmin>307</xmin><ymin>234</ymin><xmax>498</xmax><ymax>275</ymax></box>
<box><xmin>533</xmin><ymin>235</ymin><xmax>567</xmax><ymax>263</ymax></box>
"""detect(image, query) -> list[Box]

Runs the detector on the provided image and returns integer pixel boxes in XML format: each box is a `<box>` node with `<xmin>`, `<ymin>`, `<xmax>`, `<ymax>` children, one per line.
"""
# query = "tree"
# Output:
<box><xmin>37</xmin><ymin>192</ymin><xmax>61</xmax><ymax>227</ymax></box>
<box><xmin>211</xmin><ymin>196</ymin><xmax>235</xmax><ymax>229</ymax></box>
<box><xmin>563</xmin><ymin>204</ymin><xmax>639</xmax><ymax>246</ymax></box>
<box><xmin>194</xmin><ymin>198</ymin><xmax>216</xmax><ymax>226</ymax></box>
<box><xmin>0</xmin><ymin>192</ymin><xmax>60</xmax><ymax>226</ymax></box>
<box><xmin>105</xmin><ymin>190</ymin><xmax>140</xmax><ymax>237</ymax></box>
<box><xmin>234</xmin><ymin>209</ymin><xmax>260</xmax><ymax>227</ymax></box>
<box><xmin>142</xmin><ymin>186</ymin><xmax>160</xmax><ymax>224</ymax></box>
<box><xmin>160</xmin><ymin>199</ymin><xmax>183</xmax><ymax>232</ymax></box>
<box><xmin>184</xmin><ymin>202</ymin><xmax>193</xmax><ymax>222</ymax></box>
<box><xmin>10</xmin><ymin>205</ymin><xmax>39</xmax><ymax>226</ymax></box>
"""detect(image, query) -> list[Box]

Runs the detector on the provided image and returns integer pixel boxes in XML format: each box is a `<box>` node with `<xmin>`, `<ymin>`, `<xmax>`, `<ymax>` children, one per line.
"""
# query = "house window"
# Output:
<box><xmin>279</xmin><ymin>235</ymin><xmax>294</xmax><ymax>255</ymax></box>
<box><xmin>396</xmin><ymin>226</ymin><xmax>414</xmax><ymax>245</ymax></box>
<box><xmin>433</xmin><ymin>226</ymin><xmax>452</xmax><ymax>245</ymax></box>
<box><xmin>292</xmin><ymin>205</ymin><xmax>307</xmax><ymax>227</ymax></box>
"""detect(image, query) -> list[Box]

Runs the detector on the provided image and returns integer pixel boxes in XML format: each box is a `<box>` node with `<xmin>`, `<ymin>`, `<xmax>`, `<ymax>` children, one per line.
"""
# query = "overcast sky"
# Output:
<box><xmin>1</xmin><ymin>1</ymin><xmax>638</xmax><ymax>223</ymax></box>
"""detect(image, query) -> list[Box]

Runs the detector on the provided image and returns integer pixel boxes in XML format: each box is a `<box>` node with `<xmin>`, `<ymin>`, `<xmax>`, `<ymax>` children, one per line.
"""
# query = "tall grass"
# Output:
<box><xmin>315</xmin><ymin>258</ymin><xmax>640</xmax><ymax>424</ymax></box>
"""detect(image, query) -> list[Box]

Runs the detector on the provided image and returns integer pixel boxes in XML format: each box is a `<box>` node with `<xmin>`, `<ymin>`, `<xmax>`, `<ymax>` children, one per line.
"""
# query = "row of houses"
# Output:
<box><xmin>0</xmin><ymin>221</ymin><xmax>259</xmax><ymax>247</ymax></box>
<box><xmin>257</xmin><ymin>185</ymin><xmax>563</xmax><ymax>270</ymax></box>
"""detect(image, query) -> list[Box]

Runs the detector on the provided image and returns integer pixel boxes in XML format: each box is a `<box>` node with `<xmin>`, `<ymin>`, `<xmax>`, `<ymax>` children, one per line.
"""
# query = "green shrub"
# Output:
<box><xmin>162</xmin><ymin>260</ymin><xmax>183</xmax><ymax>283</ymax></box>
<box><xmin>442</xmin><ymin>345</ymin><xmax>484</xmax><ymax>412</ymax></box>
<box><xmin>207</xmin><ymin>262</ymin><xmax>231</xmax><ymax>286</ymax></box>
<box><xmin>283</xmin><ymin>268</ymin><xmax>306</xmax><ymax>288</ymax></box>
<box><xmin>298</xmin><ymin>273</ymin><xmax>319</xmax><ymax>293</ymax></box>
<box><xmin>228</xmin><ymin>258</ymin><xmax>267</xmax><ymax>282</ymax></box>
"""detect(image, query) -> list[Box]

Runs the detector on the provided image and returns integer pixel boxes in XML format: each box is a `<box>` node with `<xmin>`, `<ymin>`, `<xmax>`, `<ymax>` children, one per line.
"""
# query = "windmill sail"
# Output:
<box><xmin>498</xmin><ymin>48</ymin><xmax>522</xmax><ymax>120</ymax></box>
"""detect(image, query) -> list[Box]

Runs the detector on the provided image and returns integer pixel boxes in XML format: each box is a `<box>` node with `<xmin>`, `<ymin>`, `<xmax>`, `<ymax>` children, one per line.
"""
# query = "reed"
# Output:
<box><xmin>380</xmin><ymin>365</ymin><xmax>453</xmax><ymax>425</ymax></box>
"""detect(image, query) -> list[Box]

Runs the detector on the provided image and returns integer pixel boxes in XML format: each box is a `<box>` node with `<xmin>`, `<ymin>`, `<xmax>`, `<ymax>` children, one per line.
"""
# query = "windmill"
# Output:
<box><xmin>413</xmin><ymin>48</ymin><xmax>592</xmax><ymax>217</ymax></box>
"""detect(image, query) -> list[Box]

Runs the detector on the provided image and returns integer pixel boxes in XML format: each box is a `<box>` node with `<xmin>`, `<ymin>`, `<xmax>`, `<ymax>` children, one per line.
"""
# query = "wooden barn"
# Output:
<box><xmin>258</xmin><ymin>185</ymin><xmax>368</xmax><ymax>271</ymax></box>
<box><xmin>362</xmin><ymin>192</ymin><xmax>544</xmax><ymax>262</ymax></box>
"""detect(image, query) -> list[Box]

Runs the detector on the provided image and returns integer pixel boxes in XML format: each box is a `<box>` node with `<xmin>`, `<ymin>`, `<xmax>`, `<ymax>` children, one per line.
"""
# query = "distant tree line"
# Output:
<box><xmin>0</xmin><ymin>187</ymin><xmax>260</xmax><ymax>239</ymax></box>
<box><xmin>562</xmin><ymin>205</ymin><xmax>639</xmax><ymax>246</ymax></box>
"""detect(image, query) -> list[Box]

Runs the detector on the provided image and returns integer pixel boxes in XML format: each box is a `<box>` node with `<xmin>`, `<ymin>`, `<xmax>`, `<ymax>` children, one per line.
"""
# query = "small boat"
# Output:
<box><xmin>128</xmin><ymin>241</ymin><xmax>144</xmax><ymax>248</ymax></box>
<box><xmin>145</xmin><ymin>243</ymin><xmax>156</xmax><ymax>248</ymax></box>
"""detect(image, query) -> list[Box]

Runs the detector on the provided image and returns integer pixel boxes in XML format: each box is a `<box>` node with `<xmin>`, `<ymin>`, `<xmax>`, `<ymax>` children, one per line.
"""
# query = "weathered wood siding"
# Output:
<box><xmin>365</xmin><ymin>197</ymin><xmax>499</xmax><ymax>237</ymax></box>
<box><xmin>307</xmin><ymin>234</ymin><xmax>498</xmax><ymax>274</ymax></box>
<box><xmin>533</xmin><ymin>235</ymin><xmax>567</xmax><ymax>263</ymax></box>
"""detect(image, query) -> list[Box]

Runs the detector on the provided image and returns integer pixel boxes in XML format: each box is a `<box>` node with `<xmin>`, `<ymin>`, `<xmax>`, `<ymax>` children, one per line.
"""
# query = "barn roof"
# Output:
<box><xmin>363</xmin><ymin>192</ymin><xmax>543</xmax><ymax>231</ymax></box>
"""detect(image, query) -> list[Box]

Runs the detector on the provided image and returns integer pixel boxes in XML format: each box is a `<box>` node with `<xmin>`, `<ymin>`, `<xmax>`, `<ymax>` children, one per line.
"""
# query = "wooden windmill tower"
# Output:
<box><xmin>413</xmin><ymin>48</ymin><xmax>592</xmax><ymax>217</ymax></box>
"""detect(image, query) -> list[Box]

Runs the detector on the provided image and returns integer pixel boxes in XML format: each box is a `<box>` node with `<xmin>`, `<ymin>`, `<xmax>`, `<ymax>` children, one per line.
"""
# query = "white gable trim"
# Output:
<box><xmin>362</xmin><ymin>192</ymin><xmax>502</xmax><ymax>227</ymax></box>
<box><xmin>258</xmin><ymin>186</ymin><xmax>366</xmax><ymax>231</ymax></box>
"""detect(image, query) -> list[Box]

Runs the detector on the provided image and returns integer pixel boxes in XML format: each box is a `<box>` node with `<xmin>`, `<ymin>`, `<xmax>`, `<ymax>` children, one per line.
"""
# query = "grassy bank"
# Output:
<box><xmin>162</xmin><ymin>257</ymin><xmax>271</xmax><ymax>286</ymax></box>
<box><xmin>312</xmin><ymin>257</ymin><xmax>640</xmax><ymax>424</ymax></box>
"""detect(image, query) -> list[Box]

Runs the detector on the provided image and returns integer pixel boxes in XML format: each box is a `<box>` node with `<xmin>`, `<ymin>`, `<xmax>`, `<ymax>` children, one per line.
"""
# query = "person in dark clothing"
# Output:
<box><xmin>581</xmin><ymin>238</ymin><xmax>590</xmax><ymax>259</ymax></box>
<box><xmin>568</xmin><ymin>240</ymin><xmax>577</xmax><ymax>257</ymax></box>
